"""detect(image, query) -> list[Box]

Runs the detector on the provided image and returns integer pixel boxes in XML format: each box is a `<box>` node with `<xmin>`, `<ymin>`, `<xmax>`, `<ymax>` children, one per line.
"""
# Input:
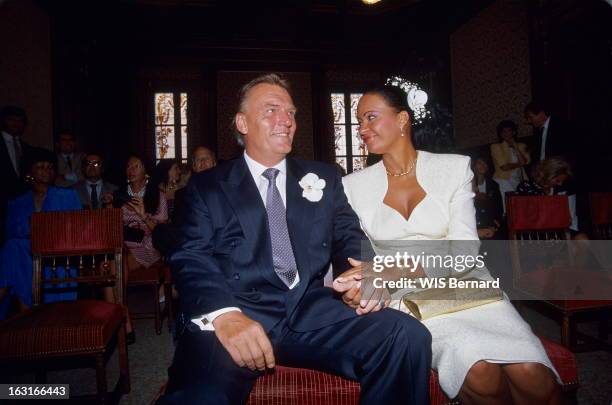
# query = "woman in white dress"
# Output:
<box><xmin>339</xmin><ymin>86</ymin><xmax>560</xmax><ymax>404</ymax></box>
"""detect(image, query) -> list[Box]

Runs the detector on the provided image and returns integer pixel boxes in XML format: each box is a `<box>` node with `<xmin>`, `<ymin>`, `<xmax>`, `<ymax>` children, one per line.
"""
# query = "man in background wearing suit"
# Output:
<box><xmin>0</xmin><ymin>106</ymin><xmax>34</xmax><ymax>244</ymax></box>
<box><xmin>55</xmin><ymin>132</ymin><xmax>84</xmax><ymax>187</ymax></box>
<box><xmin>524</xmin><ymin>101</ymin><xmax>574</xmax><ymax>164</ymax></box>
<box><xmin>159</xmin><ymin>74</ymin><xmax>431</xmax><ymax>405</ymax></box>
<box><xmin>72</xmin><ymin>153</ymin><xmax>117</xmax><ymax>209</ymax></box>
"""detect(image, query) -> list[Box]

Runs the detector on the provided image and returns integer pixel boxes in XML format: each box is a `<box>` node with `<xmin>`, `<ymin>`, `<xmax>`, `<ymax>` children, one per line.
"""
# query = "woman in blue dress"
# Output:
<box><xmin>0</xmin><ymin>148</ymin><xmax>82</xmax><ymax>318</ymax></box>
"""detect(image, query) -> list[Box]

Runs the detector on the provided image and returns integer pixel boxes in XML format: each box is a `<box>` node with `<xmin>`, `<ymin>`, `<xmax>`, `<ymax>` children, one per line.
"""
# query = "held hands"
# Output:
<box><xmin>333</xmin><ymin>258</ymin><xmax>391</xmax><ymax>315</ymax></box>
<box><xmin>213</xmin><ymin>311</ymin><xmax>275</xmax><ymax>371</ymax></box>
<box><xmin>101</xmin><ymin>192</ymin><xmax>113</xmax><ymax>207</ymax></box>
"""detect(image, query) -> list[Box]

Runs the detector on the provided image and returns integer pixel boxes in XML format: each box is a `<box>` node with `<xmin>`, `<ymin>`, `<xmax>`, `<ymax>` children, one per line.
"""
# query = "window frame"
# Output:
<box><xmin>330</xmin><ymin>89</ymin><xmax>367</xmax><ymax>174</ymax></box>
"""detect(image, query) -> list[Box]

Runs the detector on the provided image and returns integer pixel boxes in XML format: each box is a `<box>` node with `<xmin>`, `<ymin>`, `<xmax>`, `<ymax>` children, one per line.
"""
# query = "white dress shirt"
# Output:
<box><xmin>539</xmin><ymin>117</ymin><xmax>551</xmax><ymax>160</ymax></box>
<box><xmin>191</xmin><ymin>152</ymin><xmax>299</xmax><ymax>331</ymax></box>
<box><xmin>2</xmin><ymin>131</ymin><xmax>20</xmax><ymax>174</ymax></box>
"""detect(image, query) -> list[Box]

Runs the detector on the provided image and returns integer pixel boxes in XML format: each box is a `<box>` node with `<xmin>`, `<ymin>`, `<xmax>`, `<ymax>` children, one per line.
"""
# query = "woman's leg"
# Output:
<box><xmin>503</xmin><ymin>363</ymin><xmax>561</xmax><ymax>405</ymax></box>
<box><xmin>458</xmin><ymin>361</ymin><xmax>513</xmax><ymax>405</ymax></box>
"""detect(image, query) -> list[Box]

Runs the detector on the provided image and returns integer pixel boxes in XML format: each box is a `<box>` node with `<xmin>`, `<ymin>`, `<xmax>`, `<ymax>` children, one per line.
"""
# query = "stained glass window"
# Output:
<box><xmin>154</xmin><ymin>92</ymin><xmax>189</xmax><ymax>163</ymax></box>
<box><xmin>330</xmin><ymin>92</ymin><xmax>366</xmax><ymax>174</ymax></box>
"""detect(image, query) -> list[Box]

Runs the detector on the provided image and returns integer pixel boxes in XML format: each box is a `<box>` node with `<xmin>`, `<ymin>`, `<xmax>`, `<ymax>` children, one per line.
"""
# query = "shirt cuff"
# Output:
<box><xmin>191</xmin><ymin>307</ymin><xmax>242</xmax><ymax>331</ymax></box>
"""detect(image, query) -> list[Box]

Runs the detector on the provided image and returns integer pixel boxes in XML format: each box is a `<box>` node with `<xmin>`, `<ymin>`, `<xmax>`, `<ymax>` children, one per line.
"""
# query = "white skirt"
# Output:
<box><xmin>392</xmin><ymin>297</ymin><xmax>560</xmax><ymax>398</ymax></box>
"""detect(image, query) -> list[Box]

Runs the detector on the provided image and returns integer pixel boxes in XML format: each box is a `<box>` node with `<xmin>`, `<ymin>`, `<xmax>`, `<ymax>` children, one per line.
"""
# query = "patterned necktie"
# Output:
<box><xmin>90</xmin><ymin>184</ymin><xmax>99</xmax><ymax>209</ymax></box>
<box><xmin>262</xmin><ymin>168</ymin><xmax>298</xmax><ymax>288</ymax></box>
<box><xmin>12</xmin><ymin>136</ymin><xmax>21</xmax><ymax>175</ymax></box>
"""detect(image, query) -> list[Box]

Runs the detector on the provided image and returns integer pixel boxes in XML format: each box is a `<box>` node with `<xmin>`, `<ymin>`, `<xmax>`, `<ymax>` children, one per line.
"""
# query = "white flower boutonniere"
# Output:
<box><xmin>299</xmin><ymin>173</ymin><xmax>326</xmax><ymax>202</ymax></box>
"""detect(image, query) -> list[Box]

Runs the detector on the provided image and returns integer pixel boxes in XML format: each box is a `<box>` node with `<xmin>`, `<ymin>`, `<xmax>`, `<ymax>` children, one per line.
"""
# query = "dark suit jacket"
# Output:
<box><xmin>530</xmin><ymin>116</ymin><xmax>575</xmax><ymax>163</ymax></box>
<box><xmin>73</xmin><ymin>180</ymin><xmax>118</xmax><ymax>209</ymax></box>
<box><xmin>0</xmin><ymin>135</ymin><xmax>34</xmax><ymax>243</ymax></box>
<box><xmin>474</xmin><ymin>177</ymin><xmax>503</xmax><ymax>229</ymax></box>
<box><xmin>170</xmin><ymin>156</ymin><xmax>373</xmax><ymax>333</ymax></box>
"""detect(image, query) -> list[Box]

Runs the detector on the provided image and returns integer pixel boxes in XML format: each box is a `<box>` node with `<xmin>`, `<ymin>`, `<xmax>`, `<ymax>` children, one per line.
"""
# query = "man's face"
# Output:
<box><xmin>84</xmin><ymin>154</ymin><xmax>103</xmax><ymax>181</ymax></box>
<box><xmin>525</xmin><ymin>111</ymin><xmax>548</xmax><ymax>129</ymax></box>
<box><xmin>192</xmin><ymin>147</ymin><xmax>216</xmax><ymax>173</ymax></box>
<box><xmin>236</xmin><ymin>83</ymin><xmax>296</xmax><ymax>164</ymax></box>
<box><xmin>59</xmin><ymin>134</ymin><xmax>75</xmax><ymax>154</ymax></box>
<box><xmin>3</xmin><ymin>116</ymin><xmax>26</xmax><ymax>136</ymax></box>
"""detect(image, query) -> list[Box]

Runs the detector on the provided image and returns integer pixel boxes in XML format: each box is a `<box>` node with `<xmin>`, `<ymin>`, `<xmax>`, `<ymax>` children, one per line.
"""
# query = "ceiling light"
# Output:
<box><xmin>362</xmin><ymin>0</ymin><xmax>382</xmax><ymax>5</ymax></box>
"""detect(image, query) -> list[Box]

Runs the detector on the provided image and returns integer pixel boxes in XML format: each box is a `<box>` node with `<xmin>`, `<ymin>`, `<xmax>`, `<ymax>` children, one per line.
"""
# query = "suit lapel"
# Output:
<box><xmin>219</xmin><ymin>158</ymin><xmax>286</xmax><ymax>290</ymax></box>
<box><xmin>285</xmin><ymin>158</ymin><xmax>315</xmax><ymax>291</ymax></box>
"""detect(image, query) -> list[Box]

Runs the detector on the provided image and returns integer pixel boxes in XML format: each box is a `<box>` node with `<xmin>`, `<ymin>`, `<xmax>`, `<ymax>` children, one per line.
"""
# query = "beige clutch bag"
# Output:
<box><xmin>400</xmin><ymin>278</ymin><xmax>503</xmax><ymax>320</ymax></box>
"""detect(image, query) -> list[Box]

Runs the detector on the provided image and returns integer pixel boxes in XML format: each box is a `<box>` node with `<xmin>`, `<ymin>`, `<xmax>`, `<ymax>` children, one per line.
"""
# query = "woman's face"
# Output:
<box><xmin>126</xmin><ymin>157</ymin><xmax>146</xmax><ymax>183</ymax></box>
<box><xmin>30</xmin><ymin>161</ymin><xmax>54</xmax><ymax>185</ymax></box>
<box><xmin>500</xmin><ymin>127</ymin><xmax>515</xmax><ymax>143</ymax></box>
<box><xmin>168</xmin><ymin>163</ymin><xmax>181</xmax><ymax>183</ymax></box>
<box><xmin>475</xmin><ymin>159</ymin><xmax>489</xmax><ymax>175</ymax></box>
<box><xmin>356</xmin><ymin>94</ymin><xmax>406</xmax><ymax>155</ymax></box>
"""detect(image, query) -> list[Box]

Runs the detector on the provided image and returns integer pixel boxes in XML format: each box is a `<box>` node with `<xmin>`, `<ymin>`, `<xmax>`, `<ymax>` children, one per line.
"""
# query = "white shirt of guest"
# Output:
<box><xmin>539</xmin><ymin>116</ymin><xmax>551</xmax><ymax>160</ymax></box>
<box><xmin>191</xmin><ymin>151</ymin><xmax>300</xmax><ymax>331</ymax></box>
<box><xmin>2</xmin><ymin>131</ymin><xmax>20</xmax><ymax>174</ymax></box>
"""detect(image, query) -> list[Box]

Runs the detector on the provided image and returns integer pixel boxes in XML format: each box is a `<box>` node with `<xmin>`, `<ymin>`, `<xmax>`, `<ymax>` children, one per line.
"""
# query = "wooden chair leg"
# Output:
<box><xmin>118</xmin><ymin>321</ymin><xmax>131</xmax><ymax>394</ymax></box>
<box><xmin>154</xmin><ymin>284</ymin><xmax>162</xmax><ymax>335</ymax></box>
<box><xmin>95</xmin><ymin>353</ymin><xmax>107</xmax><ymax>404</ymax></box>
<box><xmin>561</xmin><ymin>315</ymin><xmax>571</xmax><ymax>348</ymax></box>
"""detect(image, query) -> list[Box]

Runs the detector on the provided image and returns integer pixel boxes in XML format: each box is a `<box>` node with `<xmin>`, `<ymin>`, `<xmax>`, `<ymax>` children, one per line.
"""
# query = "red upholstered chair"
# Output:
<box><xmin>507</xmin><ymin>194</ymin><xmax>612</xmax><ymax>351</ymax></box>
<box><xmin>0</xmin><ymin>209</ymin><xmax>130</xmax><ymax>403</ymax></box>
<box><xmin>590</xmin><ymin>192</ymin><xmax>612</xmax><ymax>239</ymax></box>
<box><xmin>244</xmin><ymin>335</ymin><xmax>578</xmax><ymax>404</ymax></box>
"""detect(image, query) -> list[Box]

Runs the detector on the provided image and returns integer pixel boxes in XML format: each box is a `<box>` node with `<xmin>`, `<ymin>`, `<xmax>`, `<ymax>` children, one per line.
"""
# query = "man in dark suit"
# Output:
<box><xmin>159</xmin><ymin>74</ymin><xmax>431</xmax><ymax>405</ymax></box>
<box><xmin>524</xmin><ymin>101</ymin><xmax>574</xmax><ymax>164</ymax></box>
<box><xmin>0</xmin><ymin>106</ymin><xmax>34</xmax><ymax>244</ymax></box>
<box><xmin>72</xmin><ymin>153</ymin><xmax>117</xmax><ymax>209</ymax></box>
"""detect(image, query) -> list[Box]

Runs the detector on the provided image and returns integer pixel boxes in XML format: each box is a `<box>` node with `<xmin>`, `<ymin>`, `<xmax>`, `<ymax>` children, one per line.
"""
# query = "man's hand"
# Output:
<box><xmin>333</xmin><ymin>258</ymin><xmax>390</xmax><ymax>315</ymax></box>
<box><xmin>213</xmin><ymin>311</ymin><xmax>275</xmax><ymax>371</ymax></box>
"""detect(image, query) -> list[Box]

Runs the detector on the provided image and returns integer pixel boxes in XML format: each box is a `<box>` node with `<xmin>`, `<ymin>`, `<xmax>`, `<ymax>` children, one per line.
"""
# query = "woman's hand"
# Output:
<box><xmin>127</xmin><ymin>197</ymin><xmax>146</xmax><ymax>218</ymax></box>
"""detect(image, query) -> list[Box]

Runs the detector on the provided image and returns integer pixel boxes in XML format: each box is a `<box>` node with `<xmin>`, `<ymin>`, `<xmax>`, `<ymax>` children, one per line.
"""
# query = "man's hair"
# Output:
<box><xmin>58</xmin><ymin>131</ymin><xmax>76</xmax><ymax>141</ymax></box>
<box><xmin>0</xmin><ymin>105</ymin><xmax>27</xmax><ymax>124</ymax></box>
<box><xmin>190</xmin><ymin>145</ymin><xmax>216</xmax><ymax>161</ymax></box>
<box><xmin>231</xmin><ymin>73</ymin><xmax>291</xmax><ymax>147</ymax></box>
<box><xmin>524</xmin><ymin>101</ymin><xmax>548</xmax><ymax>116</ymax></box>
<box><xmin>533</xmin><ymin>157</ymin><xmax>572</xmax><ymax>186</ymax></box>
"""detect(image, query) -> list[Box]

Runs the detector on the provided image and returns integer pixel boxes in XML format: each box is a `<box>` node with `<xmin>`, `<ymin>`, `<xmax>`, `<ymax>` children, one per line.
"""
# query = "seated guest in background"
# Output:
<box><xmin>55</xmin><ymin>132</ymin><xmax>85</xmax><ymax>187</ymax></box>
<box><xmin>0</xmin><ymin>148</ymin><xmax>82</xmax><ymax>318</ymax></box>
<box><xmin>155</xmin><ymin>159</ymin><xmax>183</xmax><ymax>222</ymax></box>
<box><xmin>190</xmin><ymin>146</ymin><xmax>217</xmax><ymax>175</ymax></box>
<box><xmin>1</xmin><ymin>106</ymin><xmax>34</xmax><ymax>244</ymax></box>
<box><xmin>152</xmin><ymin>146</ymin><xmax>216</xmax><ymax>255</ymax></box>
<box><xmin>472</xmin><ymin>157</ymin><xmax>503</xmax><ymax>239</ymax></box>
<box><xmin>113</xmin><ymin>154</ymin><xmax>168</xmax><ymax>272</ymax></box>
<box><xmin>490</xmin><ymin>119</ymin><xmax>530</xmax><ymax>213</ymax></box>
<box><xmin>517</xmin><ymin>157</ymin><xmax>586</xmax><ymax>239</ymax></box>
<box><xmin>73</xmin><ymin>153</ymin><xmax>117</xmax><ymax>209</ymax></box>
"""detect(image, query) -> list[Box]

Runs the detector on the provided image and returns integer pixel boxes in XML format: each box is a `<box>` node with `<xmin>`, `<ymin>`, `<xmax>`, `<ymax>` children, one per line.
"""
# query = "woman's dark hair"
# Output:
<box><xmin>120</xmin><ymin>154</ymin><xmax>160</xmax><ymax>215</ymax></box>
<box><xmin>363</xmin><ymin>85</ymin><xmax>413</xmax><ymax>116</ymax></box>
<box><xmin>496</xmin><ymin>120</ymin><xmax>518</xmax><ymax>141</ymax></box>
<box><xmin>154</xmin><ymin>159</ymin><xmax>179</xmax><ymax>187</ymax></box>
<box><xmin>24</xmin><ymin>147</ymin><xmax>57</xmax><ymax>174</ymax></box>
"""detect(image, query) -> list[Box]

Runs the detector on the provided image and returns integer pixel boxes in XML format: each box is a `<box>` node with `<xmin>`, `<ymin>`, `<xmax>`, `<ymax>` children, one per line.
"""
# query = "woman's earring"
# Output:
<box><xmin>400</xmin><ymin>132</ymin><xmax>405</xmax><ymax>137</ymax></box>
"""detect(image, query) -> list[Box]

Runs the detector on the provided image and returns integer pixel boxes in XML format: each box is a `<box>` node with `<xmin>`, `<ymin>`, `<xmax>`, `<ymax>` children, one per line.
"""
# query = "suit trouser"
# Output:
<box><xmin>159</xmin><ymin>309</ymin><xmax>432</xmax><ymax>405</ymax></box>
